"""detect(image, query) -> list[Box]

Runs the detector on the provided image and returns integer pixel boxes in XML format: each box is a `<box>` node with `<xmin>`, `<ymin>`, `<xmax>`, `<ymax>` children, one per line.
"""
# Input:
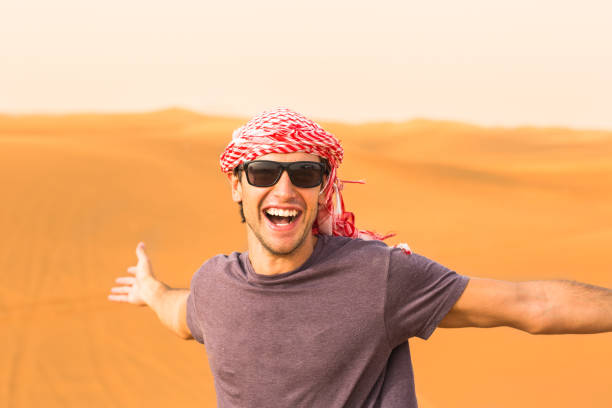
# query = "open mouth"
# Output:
<box><xmin>264</xmin><ymin>208</ymin><xmax>301</xmax><ymax>226</ymax></box>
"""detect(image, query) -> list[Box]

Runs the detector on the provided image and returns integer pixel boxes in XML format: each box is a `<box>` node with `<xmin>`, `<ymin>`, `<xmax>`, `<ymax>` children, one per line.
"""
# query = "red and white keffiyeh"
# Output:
<box><xmin>220</xmin><ymin>108</ymin><xmax>411</xmax><ymax>253</ymax></box>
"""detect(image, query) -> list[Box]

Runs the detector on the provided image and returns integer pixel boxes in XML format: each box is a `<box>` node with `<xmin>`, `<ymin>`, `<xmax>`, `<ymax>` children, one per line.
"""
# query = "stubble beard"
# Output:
<box><xmin>247</xmin><ymin>204</ymin><xmax>318</xmax><ymax>257</ymax></box>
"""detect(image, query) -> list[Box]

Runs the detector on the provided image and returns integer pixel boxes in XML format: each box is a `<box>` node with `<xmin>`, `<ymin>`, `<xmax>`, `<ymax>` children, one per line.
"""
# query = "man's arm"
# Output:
<box><xmin>440</xmin><ymin>277</ymin><xmax>612</xmax><ymax>334</ymax></box>
<box><xmin>108</xmin><ymin>242</ymin><xmax>193</xmax><ymax>340</ymax></box>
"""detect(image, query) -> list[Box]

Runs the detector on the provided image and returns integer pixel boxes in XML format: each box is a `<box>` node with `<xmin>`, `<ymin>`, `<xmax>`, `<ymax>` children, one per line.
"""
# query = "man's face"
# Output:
<box><xmin>229</xmin><ymin>152</ymin><xmax>326</xmax><ymax>257</ymax></box>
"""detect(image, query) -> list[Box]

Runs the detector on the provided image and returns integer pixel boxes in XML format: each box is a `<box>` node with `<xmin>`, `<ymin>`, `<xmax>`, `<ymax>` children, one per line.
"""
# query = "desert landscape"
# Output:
<box><xmin>1</xmin><ymin>108</ymin><xmax>611</xmax><ymax>407</ymax></box>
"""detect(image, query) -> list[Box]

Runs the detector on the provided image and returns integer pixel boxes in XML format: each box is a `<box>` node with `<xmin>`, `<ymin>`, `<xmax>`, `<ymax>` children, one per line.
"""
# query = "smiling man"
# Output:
<box><xmin>109</xmin><ymin>108</ymin><xmax>612</xmax><ymax>407</ymax></box>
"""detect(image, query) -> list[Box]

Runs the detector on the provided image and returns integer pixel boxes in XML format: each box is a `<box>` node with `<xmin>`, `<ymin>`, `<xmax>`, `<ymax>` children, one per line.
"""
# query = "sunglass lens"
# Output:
<box><xmin>246</xmin><ymin>161</ymin><xmax>282</xmax><ymax>186</ymax></box>
<box><xmin>289</xmin><ymin>162</ymin><xmax>323</xmax><ymax>188</ymax></box>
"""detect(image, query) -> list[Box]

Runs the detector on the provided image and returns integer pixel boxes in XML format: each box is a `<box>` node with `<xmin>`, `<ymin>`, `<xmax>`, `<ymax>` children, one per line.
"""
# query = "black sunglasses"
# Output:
<box><xmin>239</xmin><ymin>160</ymin><xmax>328</xmax><ymax>188</ymax></box>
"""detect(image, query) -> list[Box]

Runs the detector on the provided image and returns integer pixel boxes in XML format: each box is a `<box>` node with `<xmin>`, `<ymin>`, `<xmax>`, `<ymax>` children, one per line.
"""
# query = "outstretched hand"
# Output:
<box><xmin>108</xmin><ymin>242</ymin><xmax>158</xmax><ymax>305</ymax></box>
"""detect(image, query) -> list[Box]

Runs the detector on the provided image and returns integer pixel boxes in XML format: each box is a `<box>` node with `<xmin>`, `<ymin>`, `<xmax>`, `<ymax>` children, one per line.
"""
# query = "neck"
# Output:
<box><xmin>246</xmin><ymin>232</ymin><xmax>318</xmax><ymax>276</ymax></box>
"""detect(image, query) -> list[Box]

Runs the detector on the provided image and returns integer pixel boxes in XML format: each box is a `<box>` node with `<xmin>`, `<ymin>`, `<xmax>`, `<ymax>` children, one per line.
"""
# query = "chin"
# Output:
<box><xmin>246</xmin><ymin>212</ymin><xmax>317</xmax><ymax>257</ymax></box>
<box><xmin>262</xmin><ymin>236</ymin><xmax>309</xmax><ymax>256</ymax></box>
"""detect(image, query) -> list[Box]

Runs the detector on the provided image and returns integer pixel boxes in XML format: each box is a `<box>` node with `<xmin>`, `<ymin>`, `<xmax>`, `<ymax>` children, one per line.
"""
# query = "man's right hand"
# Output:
<box><xmin>108</xmin><ymin>242</ymin><xmax>161</xmax><ymax>306</ymax></box>
<box><xmin>108</xmin><ymin>242</ymin><xmax>193</xmax><ymax>339</ymax></box>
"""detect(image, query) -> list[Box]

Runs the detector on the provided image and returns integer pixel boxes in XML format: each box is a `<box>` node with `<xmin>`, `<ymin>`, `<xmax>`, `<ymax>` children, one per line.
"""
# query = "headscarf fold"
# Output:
<box><xmin>220</xmin><ymin>108</ymin><xmax>411</xmax><ymax>253</ymax></box>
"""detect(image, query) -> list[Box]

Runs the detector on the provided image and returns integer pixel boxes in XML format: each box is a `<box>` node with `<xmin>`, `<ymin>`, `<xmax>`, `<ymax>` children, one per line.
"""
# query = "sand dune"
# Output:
<box><xmin>1</xmin><ymin>109</ymin><xmax>610</xmax><ymax>407</ymax></box>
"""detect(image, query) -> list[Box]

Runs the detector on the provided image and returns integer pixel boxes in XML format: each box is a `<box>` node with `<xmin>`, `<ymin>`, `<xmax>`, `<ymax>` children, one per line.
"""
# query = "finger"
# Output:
<box><xmin>110</xmin><ymin>286</ymin><xmax>131</xmax><ymax>294</ymax></box>
<box><xmin>136</xmin><ymin>242</ymin><xmax>147</xmax><ymax>260</ymax></box>
<box><xmin>108</xmin><ymin>294</ymin><xmax>129</xmax><ymax>302</ymax></box>
<box><xmin>115</xmin><ymin>277</ymin><xmax>136</xmax><ymax>285</ymax></box>
<box><xmin>127</xmin><ymin>266</ymin><xmax>137</xmax><ymax>274</ymax></box>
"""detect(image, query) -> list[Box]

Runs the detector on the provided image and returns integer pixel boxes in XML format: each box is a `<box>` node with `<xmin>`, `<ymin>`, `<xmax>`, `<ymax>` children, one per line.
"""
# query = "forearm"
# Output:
<box><xmin>142</xmin><ymin>277</ymin><xmax>193</xmax><ymax>339</ymax></box>
<box><xmin>535</xmin><ymin>280</ymin><xmax>612</xmax><ymax>334</ymax></box>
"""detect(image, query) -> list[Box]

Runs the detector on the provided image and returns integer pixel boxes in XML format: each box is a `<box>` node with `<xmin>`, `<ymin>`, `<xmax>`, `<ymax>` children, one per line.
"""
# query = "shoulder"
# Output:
<box><xmin>320</xmin><ymin>234</ymin><xmax>390</xmax><ymax>252</ymax></box>
<box><xmin>389</xmin><ymin>250</ymin><xmax>436</xmax><ymax>271</ymax></box>
<box><xmin>190</xmin><ymin>251</ymin><xmax>244</xmax><ymax>287</ymax></box>
<box><xmin>317</xmin><ymin>235</ymin><xmax>395</xmax><ymax>269</ymax></box>
<box><xmin>388</xmin><ymin>249</ymin><xmax>454</xmax><ymax>279</ymax></box>
<box><xmin>387</xmin><ymin>250</ymin><xmax>468</xmax><ymax>297</ymax></box>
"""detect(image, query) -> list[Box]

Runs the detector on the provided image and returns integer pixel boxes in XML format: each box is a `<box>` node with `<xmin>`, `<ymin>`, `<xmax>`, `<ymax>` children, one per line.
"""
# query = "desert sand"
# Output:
<box><xmin>1</xmin><ymin>109</ymin><xmax>610</xmax><ymax>407</ymax></box>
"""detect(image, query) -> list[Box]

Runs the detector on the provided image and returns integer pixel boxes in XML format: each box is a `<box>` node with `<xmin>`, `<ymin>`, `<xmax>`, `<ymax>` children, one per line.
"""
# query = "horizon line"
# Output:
<box><xmin>1</xmin><ymin>106</ymin><xmax>611</xmax><ymax>133</ymax></box>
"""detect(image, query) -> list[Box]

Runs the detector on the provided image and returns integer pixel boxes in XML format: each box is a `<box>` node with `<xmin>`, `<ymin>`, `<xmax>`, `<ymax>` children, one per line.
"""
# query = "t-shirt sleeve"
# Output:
<box><xmin>186</xmin><ymin>275</ymin><xmax>205</xmax><ymax>344</ymax></box>
<box><xmin>384</xmin><ymin>249</ymin><xmax>469</xmax><ymax>346</ymax></box>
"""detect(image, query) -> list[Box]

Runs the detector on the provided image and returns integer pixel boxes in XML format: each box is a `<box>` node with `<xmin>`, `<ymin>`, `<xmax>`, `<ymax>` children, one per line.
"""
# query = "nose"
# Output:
<box><xmin>270</xmin><ymin>169</ymin><xmax>297</xmax><ymax>198</ymax></box>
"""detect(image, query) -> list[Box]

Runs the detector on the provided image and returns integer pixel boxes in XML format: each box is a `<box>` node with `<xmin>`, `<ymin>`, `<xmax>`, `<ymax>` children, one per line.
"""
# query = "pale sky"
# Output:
<box><xmin>2</xmin><ymin>0</ymin><xmax>611</xmax><ymax>128</ymax></box>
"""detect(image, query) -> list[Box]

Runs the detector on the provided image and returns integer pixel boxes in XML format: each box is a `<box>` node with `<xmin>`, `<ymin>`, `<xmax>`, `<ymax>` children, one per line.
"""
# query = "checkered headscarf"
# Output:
<box><xmin>220</xmin><ymin>108</ymin><xmax>411</xmax><ymax>252</ymax></box>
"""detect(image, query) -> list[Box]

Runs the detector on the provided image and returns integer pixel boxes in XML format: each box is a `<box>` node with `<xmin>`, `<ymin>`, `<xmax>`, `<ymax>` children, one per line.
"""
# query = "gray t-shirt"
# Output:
<box><xmin>187</xmin><ymin>235</ymin><xmax>469</xmax><ymax>407</ymax></box>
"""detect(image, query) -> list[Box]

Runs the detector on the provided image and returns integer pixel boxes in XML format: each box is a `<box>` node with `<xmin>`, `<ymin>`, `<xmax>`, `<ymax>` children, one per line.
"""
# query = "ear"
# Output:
<box><xmin>227</xmin><ymin>172</ymin><xmax>243</xmax><ymax>203</ymax></box>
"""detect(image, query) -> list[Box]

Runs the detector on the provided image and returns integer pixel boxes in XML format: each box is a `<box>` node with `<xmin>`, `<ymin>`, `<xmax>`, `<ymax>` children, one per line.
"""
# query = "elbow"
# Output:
<box><xmin>163</xmin><ymin>317</ymin><xmax>194</xmax><ymax>340</ymax></box>
<box><xmin>175</xmin><ymin>326</ymin><xmax>194</xmax><ymax>340</ymax></box>
<box><xmin>524</xmin><ymin>320</ymin><xmax>545</xmax><ymax>335</ymax></box>
<box><xmin>522</xmin><ymin>296</ymin><xmax>551</xmax><ymax>335</ymax></box>
<box><xmin>181</xmin><ymin>331</ymin><xmax>194</xmax><ymax>340</ymax></box>
<box><xmin>511</xmin><ymin>282</ymin><xmax>550</xmax><ymax>335</ymax></box>
<box><xmin>177</xmin><ymin>332</ymin><xmax>194</xmax><ymax>340</ymax></box>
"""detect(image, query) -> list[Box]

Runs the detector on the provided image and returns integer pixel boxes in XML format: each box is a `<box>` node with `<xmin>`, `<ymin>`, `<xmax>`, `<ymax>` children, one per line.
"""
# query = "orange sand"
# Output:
<box><xmin>1</xmin><ymin>109</ymin><xmax>610</xmax><ymax>407</ymax></box>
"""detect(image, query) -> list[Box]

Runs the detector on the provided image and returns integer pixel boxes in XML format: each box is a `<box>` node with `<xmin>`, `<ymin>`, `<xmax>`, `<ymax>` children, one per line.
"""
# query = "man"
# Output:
<box><xmin>109</xmin><ymin>108</ymin><xmax>612</xmax><ymax>407</ymax></box>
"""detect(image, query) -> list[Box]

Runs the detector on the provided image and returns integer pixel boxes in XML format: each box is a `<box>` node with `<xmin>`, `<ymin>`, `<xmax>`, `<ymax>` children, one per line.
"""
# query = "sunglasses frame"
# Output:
<box><xmin>239</xmin><ymin>160</ymin><xmax>329</xmax><ymax>189</ymax></box>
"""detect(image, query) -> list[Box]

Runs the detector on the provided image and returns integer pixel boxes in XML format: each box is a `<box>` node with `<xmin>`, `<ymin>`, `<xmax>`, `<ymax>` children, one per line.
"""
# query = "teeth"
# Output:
<box><xmin>265</xmin><ymin>208</ymin><xmax>299</xmax><ymax>217</ymax></box>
